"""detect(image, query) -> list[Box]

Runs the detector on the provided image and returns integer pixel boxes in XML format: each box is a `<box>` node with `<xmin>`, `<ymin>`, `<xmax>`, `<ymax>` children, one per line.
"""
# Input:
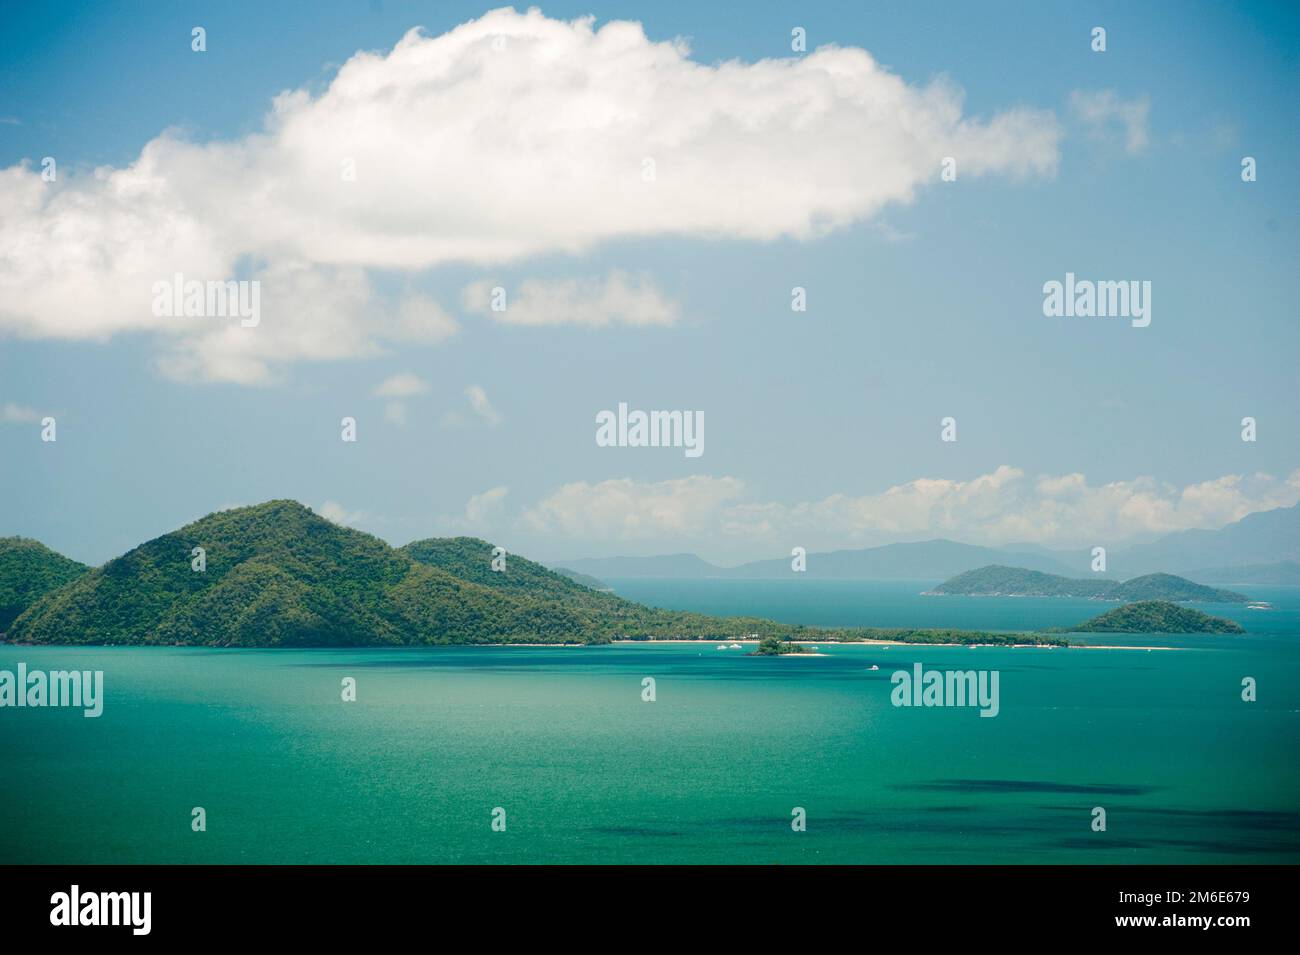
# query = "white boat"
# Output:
<box><xmin>730</xmin><ymin>643</ymin><xmax>742</xmax><ymax>649</ymax></box>
<box><xmin>869</xmin><ymin>664</ymin><xmax>879</xmax><ymax>671</ymax></box>
<box><xmin>717</xmin><ymin>644</ymin><xmax>728</xmax><ymax>650</ymax></box>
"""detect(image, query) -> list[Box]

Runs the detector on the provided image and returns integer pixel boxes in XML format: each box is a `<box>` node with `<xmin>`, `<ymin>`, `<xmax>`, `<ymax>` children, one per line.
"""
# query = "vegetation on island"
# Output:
<box><xmin>0</xmin><ymin>537</ymin><xmax>89</xmax><ymax>631</ymax></box>
<box><xmin>926</xmin><ymin>565</ymin><xmax>1248</xmax><ymax>603</ymax></box>
<box><xmin>752</xmin><ymin>635</ymin><xmax>807</xmax><ymax>655</ymax></box>
<box><xmin>1053</xmin><ymin>600</ymin><xmax>1246</xmax><ymax>634</ymax></box>
<box><xmin>1</xmin><ymin>501</ymin><xmax>1072</xmax><ymax>648</ymax></box>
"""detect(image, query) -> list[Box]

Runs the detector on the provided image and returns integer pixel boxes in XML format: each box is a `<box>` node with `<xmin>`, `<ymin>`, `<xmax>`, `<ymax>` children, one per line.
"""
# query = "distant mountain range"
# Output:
<box><xmin>925</xmin><ymin>566</ymin><xmax>1248</xmax><ymax>603</ymax></box>
<box><xmin>559</xmin><ymin>504</ymin><xmax>1300</xmax><ymax>584</ymax></box>
<box><xmin>562</xmin><ymin>539</ymin><xmax>1088</xmax><ymax>581</ymax></box>
<box><xmin>1181</xmin><ymin>560</ymin><xmax>1300</xmax><ymax>586</ymax></box>
<box><xmin>1114</xmin><ymin>504</ymin><xmax>1300</xmax><ymax>578</ymax></box>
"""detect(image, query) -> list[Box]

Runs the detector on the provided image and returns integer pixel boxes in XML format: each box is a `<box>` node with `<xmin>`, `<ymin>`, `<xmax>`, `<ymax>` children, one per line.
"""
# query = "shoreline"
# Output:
<box><xmin>614</xmin><ymin>639</ymin><xmax>1181</xmax><ymax>651</ymax></box>
<box><xmin>0</xmin><ymin>638</ymin><xmax>1183</xmax><ymax>652</ymax></box>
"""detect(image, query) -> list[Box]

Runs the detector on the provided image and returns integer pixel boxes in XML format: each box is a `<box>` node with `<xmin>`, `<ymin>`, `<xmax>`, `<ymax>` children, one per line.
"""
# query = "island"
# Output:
<box><xmin>751</xmin><ymin>635</ymin><xmax>808</xmax><ymax>655</ymax></box>
<box><xmin>925</xmin><ymin>565</ymin><xmax>1248</xmax><ymax>603</ymax></box>
<box><xmin>1050</xmin><ymin>600</ymin><xmax>1246</xmax><ymax>634</ymax></box>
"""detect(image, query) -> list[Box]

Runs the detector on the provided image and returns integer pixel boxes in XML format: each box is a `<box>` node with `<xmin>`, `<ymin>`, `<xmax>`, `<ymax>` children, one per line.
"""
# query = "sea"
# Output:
<box><xmin>1</xmin><ymin>579</ymin><xmax>1296</xmax><ymax>864</ymax></box>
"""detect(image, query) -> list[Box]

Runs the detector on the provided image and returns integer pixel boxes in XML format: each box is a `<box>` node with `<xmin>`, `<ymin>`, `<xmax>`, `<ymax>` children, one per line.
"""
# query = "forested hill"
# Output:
<box><xmin>4</xmin><ymin>501</ymin><xmax>1059</xmax><ymax>647</ymax></box>
<box><xmin>0</xmin><ymin>537</ymin><xmax>90</xmax><ymax>631</ymax></box>
<box><xmin>927</xmin><ymin>565</ymin><xmax>1247</xmax><ymax>603</ymax></box>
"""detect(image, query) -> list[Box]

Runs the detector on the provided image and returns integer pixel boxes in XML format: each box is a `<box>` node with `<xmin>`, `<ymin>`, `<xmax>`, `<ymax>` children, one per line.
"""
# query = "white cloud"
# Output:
<box><xmin>1070</xmin><ymin>89</ymin><xmax>1151</xmax><ymax>155</ymax></box>
<box><xmin>518</xmin><ymin>467</ymin><xmax>1300</xmax><ymax>547</ymax></box>
<box><xmin>374</xmin><ymin>372</ymin><xmax>430</xmax><ymax>397</ymax></box>
<box><xmin>439</xmin><ymin>384</ymin><xmax>503</xmax><ymax>429</ymax></box>
<box><xmin>464</xmin><ymin>384</ymin><xmax>502</xmax><ymax>426</ymax></box>
<box><xmin>0</xmin><ymin>8</ymin><xmax>1060</xmax><ymax>383</ymax></box>
<box><xmin>2</xmin><ymin>402</ymin><xmax>41</xmax><ymax>423</ymax></box>
<box><xmin>316</xmin><ymin>501</ymin><xmax>368</xmax><ymax>527</ymax></box>
<box><xmin>464</xmin><ymin>485</ymin><xmax>510</xmax><ymax>525</ymax></box>
<box><xmin>522</xmin><ymin>476</ymin><xmax>747</xmax><ymax>540</ymax></box>
<box><xmin>374</xmin><ymin>373</ymin><xmax>432</xmax><ymax>427</ymax></box>
<box><xmin>464</xmin><ymin>270</ymin><xmax>678</xmax><ymax>327</ymax></box>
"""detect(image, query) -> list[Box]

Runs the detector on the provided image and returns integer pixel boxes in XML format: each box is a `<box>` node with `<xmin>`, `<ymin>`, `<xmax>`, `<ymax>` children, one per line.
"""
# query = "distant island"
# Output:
<box><xmin>1053</xmin><ymin>600</ymin><xmax>1245</xmax><ymax>634</ymax></box>
<box><xmin>0</xmin><ymin>502</ymin><xmax>1066</xmax><ymax>649</ymax></box>
<box><xmin>925</xmin><ymin>565</ymin><xmax>1248</xmax><ymax>603</ymax></box>
<box><xmin>551</xmin><ymin>568</ymin><xmax>613</xmax><ymax>592</ymax></box>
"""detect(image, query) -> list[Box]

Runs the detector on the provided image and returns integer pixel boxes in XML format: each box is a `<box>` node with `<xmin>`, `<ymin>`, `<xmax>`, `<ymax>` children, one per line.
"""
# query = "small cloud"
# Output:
<box><xmin>384</xmin><ymin>401</ymin><xmax>409</xmax><ymax>426</ymax></box>
<box><xmin>2</xmin><ymin>402</ymin><xmax>42</xmax><ymax>423</ymax></box>
<box><xmin>0</xmin><ymin>117</ymin><xmax>20</xmax><ymax>126</ymax></box>
<box><xmin>373</xmin><ymin>372</ymin><xmax>430</xmax><ymax>398</ymax></box>
<box><xmin>465</xmin><ymin>486</ymin><xmax>509</xmax><ymax>525</ymax></box>
<box><xmin>465</xmin><ymin>384</ymin><xmax>502</xmax><ymax>426</ymax></box>
<box><xmin>439</xmin><ymin>385</ymin><xmax>502</xmax><ymax>429</ymax></box>
<box><xmin>317</xmin><ymin>501</ymin><xmax>368</xmax><ymax>527</ymax></box>
<box><xmin>1070</xmin><ymin>89</ymin><xmax>1151</xmax><ymax>155</ymax></box>
<box><xmin>463</xmin><ymin>271</ymin><xmax>679</xmax><ymax>328</ymax></box>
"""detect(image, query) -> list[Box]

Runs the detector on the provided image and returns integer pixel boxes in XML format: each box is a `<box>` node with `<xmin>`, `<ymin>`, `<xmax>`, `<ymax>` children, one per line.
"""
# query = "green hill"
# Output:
<box><xmin>0</xmin><ymin>537</ymin><xmax>89</xmax><ymax>632</ymax></box>
<box><xmin>927</xmin><ymin>565</ymin><xmax>1247</xmax><ymax>602</ymax></box>
<box><xmin>6</xmin><ymin>501</ymin><xmax>1062</xmax><ymax>647</ymax></box>
<box><xmin>1058</xmin><ymin>601</ymin><xmax>1245</xmax><ymax>634</ymax></box>
<box><xmin>1105</xmin><ymin>573</ymin><xmax>1246</xmax><ymax>603</ymax></box>
<box><xmin>926</xmin><ymin>565</ymin><xmax>1108</xmax><ymax>597</ymax></box>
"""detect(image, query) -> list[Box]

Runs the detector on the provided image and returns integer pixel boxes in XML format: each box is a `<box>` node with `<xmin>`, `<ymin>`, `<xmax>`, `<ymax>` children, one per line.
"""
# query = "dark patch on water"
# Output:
<box><xmin>896</xmin><ymin>779</ymin><xmax>1158</xmax><ymax>796</ymax></box>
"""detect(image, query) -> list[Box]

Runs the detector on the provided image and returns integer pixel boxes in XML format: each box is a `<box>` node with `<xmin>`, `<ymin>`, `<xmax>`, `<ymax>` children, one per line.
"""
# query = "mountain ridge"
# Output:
<box><xmin>3</xmin><ymin>502</ymin><xmax>1058</xmax><ymax>647</ymax></box>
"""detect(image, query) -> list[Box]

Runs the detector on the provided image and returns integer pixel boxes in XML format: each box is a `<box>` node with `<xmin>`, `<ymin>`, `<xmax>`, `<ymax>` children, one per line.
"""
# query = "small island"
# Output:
<box><xmin>751</xmin><ymin>635</ymin><xmax>808</xmax><ymax>655</ymax></box>
<box><xmin>1051</xmin><ymin>600</ymin><xmax>1245</xmax><ymax>634</ymax></box>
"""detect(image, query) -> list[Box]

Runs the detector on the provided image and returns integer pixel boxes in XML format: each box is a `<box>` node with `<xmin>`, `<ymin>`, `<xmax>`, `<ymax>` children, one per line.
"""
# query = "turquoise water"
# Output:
<box><xmin>1</xmin><ymin>581</ymin><xmax>1297</xmax><ymax>864</ymax></box>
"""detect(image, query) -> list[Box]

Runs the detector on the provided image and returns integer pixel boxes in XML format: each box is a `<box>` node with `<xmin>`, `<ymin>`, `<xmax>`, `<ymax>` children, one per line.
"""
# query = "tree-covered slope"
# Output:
<box><xmin>4</xmin><ymin>501</ymin><xmax>1068</xmax><ymax>647</ymax></box>
<box><xmin>1059</xmin><ymin>601</ymin><xmax>1245</xmax><ymax>634</ymax></box>
<box><xmin>0</xmin><ymin>537</ymin><xmax>90</xmax><ymax>632</ymax></box>
<box><xmin>7</xmin><ymin>503</ymin><xmax>603</xmax><ymax>647</ymax></box>
<box><xmin>551</xmin><ymin>568</ymin><xmax>613</xmax><ymax>591</ymax></box>
<box><xmin>926</xmin><ymin>565</ymin><xmax>1109</xmax><ymax>597</ymax></box>
<box><xmin>927</xmin><ymin>565</ymin><xmax>1248</xmax><ymax>602</ymax></box>
<box><xmin>1104</xmin><ymin>573</ymin><xmax>1246</xmax><ymax>603</ymax></box>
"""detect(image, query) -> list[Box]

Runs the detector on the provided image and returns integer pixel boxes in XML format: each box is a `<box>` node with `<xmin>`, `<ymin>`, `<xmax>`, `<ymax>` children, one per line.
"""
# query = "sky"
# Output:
<box><xmin>1</xmin><ymin>1</ymin><xmax>1298</xmax><ymax>566</ymax></box>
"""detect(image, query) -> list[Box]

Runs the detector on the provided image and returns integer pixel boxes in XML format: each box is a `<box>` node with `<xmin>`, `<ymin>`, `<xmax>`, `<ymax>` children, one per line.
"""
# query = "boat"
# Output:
<box><xmin>717</xmin><ymin>644</ymin><xmax>728</xmax><ymax>650</ymax></box>
<box><xmin>868</xmin><ymin>664</ymin><xmax>879</xmax><ymax>671</ymax></box>
<box><xmin>729</xmin><ymin>643</ymin><xmax>742</xmax><ymax>649</ymax></box>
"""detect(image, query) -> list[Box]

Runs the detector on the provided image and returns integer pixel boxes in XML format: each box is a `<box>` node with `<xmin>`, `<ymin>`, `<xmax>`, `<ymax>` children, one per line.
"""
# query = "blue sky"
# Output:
<box><xmin>1</xmin><ymin>1</ymin><xmax>1297</xmax><ymax>565</ymax></box>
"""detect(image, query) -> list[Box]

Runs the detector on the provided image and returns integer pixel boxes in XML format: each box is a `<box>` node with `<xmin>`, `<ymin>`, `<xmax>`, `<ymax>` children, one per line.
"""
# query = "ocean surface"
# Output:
<box><xmin>2</xmin><ymin>580</ymin><xmax>1297</xmax><ymax>864</ymax></box>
